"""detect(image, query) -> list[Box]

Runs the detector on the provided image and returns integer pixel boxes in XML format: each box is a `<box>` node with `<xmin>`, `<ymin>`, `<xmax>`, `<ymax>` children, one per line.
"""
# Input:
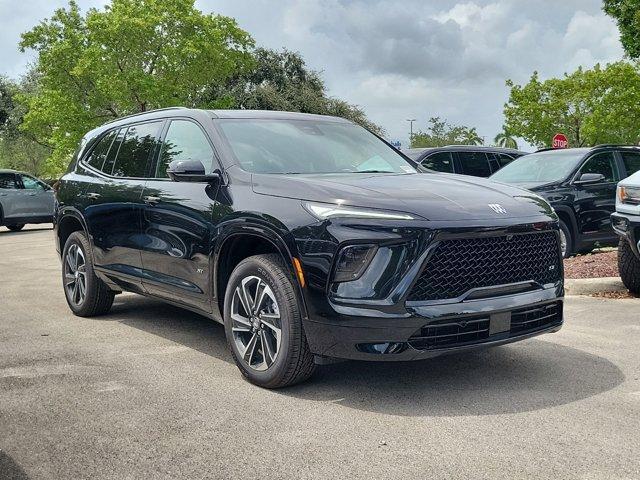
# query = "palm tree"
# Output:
<box><xmin>462</xmin><ymin>128</ymin><xmax>484</xmax><ymax>145</ymax></box>
<box><xmin>494</xmin><ymin>128</ymin><xmax>518</xmax><ymax>149</ymax></box>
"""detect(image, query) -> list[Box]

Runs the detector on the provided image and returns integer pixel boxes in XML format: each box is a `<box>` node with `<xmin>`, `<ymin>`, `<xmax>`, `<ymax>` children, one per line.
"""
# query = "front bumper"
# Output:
<box><xmin>611</xmin><ymin>212</ymin><xmax>640</xmax><ymax>258</ymax></box>
<box><xmin>303</xmin><ymin>285</ymin><xmax>563</xmax><ymax>361</ymax></box>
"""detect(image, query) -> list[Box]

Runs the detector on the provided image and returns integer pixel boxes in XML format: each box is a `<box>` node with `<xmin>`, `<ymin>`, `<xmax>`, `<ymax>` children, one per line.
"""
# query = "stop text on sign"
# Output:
<box><xmin>552</xmin><ymin>133</ymin><xmax>569</xmax><ymax>149</ymax></box>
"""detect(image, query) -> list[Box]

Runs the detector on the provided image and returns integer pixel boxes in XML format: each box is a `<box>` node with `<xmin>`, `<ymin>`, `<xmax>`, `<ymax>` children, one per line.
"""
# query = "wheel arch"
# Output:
<box><xmin>213</xmin><ymin>223</ymin><xmax>307</xmax><ymax>321</ymax></box>
<box><xmin>56</xmin><ymin>208</ymin><xmax>89</xmax><ymax>257</ymax></box>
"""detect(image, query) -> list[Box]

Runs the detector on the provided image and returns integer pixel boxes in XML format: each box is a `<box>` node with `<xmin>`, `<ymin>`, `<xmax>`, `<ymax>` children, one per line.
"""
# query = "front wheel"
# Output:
<box><xmin>559</xmin><ymin>220</ymin><xmax>572</xmax><ymax>258</ymax></box>
<box><xmin>223</xmin><ymin>254</ymin><xmax>315</xmax><ymax>388</ymax></box>
<box><xmin>6</xmin><ymin>224</ymin><xmax>25</xmax><ymax>232</ymax></box>
<box><xmin>618</xmin><ymin>239</ymin><xmax>640</xmax><ymax>294</ymax></box>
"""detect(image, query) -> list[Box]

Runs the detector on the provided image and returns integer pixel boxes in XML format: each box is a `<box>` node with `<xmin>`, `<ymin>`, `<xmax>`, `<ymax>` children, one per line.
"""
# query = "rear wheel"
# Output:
<box><xmin>618</xmin><ymin>239</ymin><xmax>640</xmax><ymax>294</ymax></box>
<box><xmin>6</xmin><ymin>224</ymin><xmax>25</xmax><ymax>232</ymax></box>
<box><xmin>223</xmin><ymin>254</ymin><xmax>315</xmax><ymax>388</ymax></box>
<box><xmin>62</xmin><ymin>231</ymin><xmax>115</xmax><ymax>316</ymax></box>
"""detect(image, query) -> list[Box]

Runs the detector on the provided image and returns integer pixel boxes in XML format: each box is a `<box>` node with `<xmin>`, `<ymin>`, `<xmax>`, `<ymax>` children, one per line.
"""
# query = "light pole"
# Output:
<box><xmin>406</xmin><ymin>118</ymin><xmax>416</xmax><ymax>146</ymax></box>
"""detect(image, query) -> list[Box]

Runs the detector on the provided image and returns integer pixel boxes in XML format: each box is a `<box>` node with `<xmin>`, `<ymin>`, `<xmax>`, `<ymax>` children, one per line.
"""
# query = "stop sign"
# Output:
<box><xmin>552</xmin><ymin>133</ymin><xmax>569</xmax><ymax>149</ymax></box>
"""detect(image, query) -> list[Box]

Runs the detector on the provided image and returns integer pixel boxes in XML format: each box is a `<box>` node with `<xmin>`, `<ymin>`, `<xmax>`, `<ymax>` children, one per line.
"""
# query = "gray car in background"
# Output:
<box><xmin>0</xmin><ymin>169</ymin><xmax>54</xmax><ymax>231</ymax></box>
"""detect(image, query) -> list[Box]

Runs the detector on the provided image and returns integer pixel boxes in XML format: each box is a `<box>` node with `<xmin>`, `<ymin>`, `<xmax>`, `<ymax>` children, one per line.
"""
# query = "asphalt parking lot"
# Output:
<box><xmin>1</xmin><ymin>225</ymin><xmax>639</xmax><ymax>480</ymax></box>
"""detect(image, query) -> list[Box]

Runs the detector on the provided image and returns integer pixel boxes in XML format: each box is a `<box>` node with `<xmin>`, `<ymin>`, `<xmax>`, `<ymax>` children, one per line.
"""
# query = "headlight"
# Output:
<box><xmin>303</xmin><ymin>202</ymin><xmax>416</xmax><ymax>220</ymax></box>
<box><xmin>618</xmin><ymin>186</ymin><xmax>640</xmax><ymax>205</ymax></box>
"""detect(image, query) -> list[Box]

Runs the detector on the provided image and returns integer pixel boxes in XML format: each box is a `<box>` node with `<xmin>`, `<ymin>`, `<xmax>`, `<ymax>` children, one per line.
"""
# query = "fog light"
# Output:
<box><xmin>333</xmin><ymin>244</ymin><xmax>377</xmax><ymax>282</ymax></box>
<box><xmin>612</xmin><ymin>216</ymin><xmax>629</xmax><ymax>234</ymax></box>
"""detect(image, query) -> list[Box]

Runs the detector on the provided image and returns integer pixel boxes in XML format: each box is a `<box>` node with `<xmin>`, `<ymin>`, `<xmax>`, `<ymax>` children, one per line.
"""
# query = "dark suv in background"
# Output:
<box><xmin>404</xmin><ymin>145</ymin><xmax>525</xmax><ymax>177</ymax></box>
<box><xmin>55</xmin><ymin>108</ymin><xmax>563</xmax><ymax>388</ymax></box>
<box><xmin>491</xmin><ymin>145</ymin><xmax>640</xmax><ymax>257</ymax></box>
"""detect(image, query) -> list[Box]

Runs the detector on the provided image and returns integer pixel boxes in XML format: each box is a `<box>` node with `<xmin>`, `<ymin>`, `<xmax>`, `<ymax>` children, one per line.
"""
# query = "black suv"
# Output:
<box><xmin>404</xmin><ymin>145</ymin><xmax>525</xmax><ymax>177</ymax></box>
<box><xmin>491</xmin><ymin>146</ymin><xmax>640</xmax><ymax>257</ymax></box>
<box><xmin>55</xmin><ymin>108</ymin><xmax>564</xmax><ymax>388</ymax></box>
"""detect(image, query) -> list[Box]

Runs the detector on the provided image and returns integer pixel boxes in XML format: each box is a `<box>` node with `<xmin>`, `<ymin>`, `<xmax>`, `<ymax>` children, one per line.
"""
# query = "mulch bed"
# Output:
<box><xmin>563</xmin><ymin>249</ymin><xmax>619</xmax><ymax>279</ymax></box>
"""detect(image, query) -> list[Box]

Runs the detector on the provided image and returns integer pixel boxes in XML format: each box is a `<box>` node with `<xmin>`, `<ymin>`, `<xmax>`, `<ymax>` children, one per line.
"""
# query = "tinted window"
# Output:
<box><xmin>497</xmin><ymin>153</ymin><xmax>516</xmax><ymax>168</ymax></box>
<box><xmin>620</xmin><ymin>151</ymin><xmax>640</xmax><ymax>176</ymax></box>
<box><xmin>157</xmin><ymin>120</ymin><xmax>214</xmax><ymax>178</ymax></box>
<box><xmin>457</xmin><ymin>151</ymin><xmax>491</xmax><ymax>177</ymax></box>
<box><xmin>111</xmin><ymin>122</ymin><xmax>161</xmax><ymax>178</ymax></box>
<box><xmin>421</xmin><ymin>152</ymin><xmax>454</xmax><ymax>173</ymax></box>
<box><xmin>86</xmin><ymin>130</ymin><xmax>117</xmax><ymax>171</ymax></box>
<box><xmin>102</xmin><ymin>128</ymin><xmax>125</xmax><ymax>175</ymax></box>
<box><xmin>21</xmin><ymin>175</ymin><xmax>45</xmax><ymax>191</ymax></box>
<box><xmin>218</xmin><ymin>119</ymin><xmax>417</xmax><ymax>174</ymax></box>
<box><xmin>579</xmin><ymin>152</ymin><xmax>618</xmax><ymax>182</ymax></box>
<box><xmin>0</xmin><ymin>173</ymin><xmax>18</xmax><ymax>189</ymax></box>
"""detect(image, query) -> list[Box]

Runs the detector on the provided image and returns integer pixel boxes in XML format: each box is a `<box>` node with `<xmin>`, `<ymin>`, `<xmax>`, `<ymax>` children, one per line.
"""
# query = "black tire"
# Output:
<box><xmin>223</xmin><ymin>254</ymin><xmax>315</xmax><ymax>388</ymax></box>
<box><xmin>559</xmin><ymin>220</ymin><xmax>573</xmax><ymax>258</ymax></box>
<box><xmin>7</xmin><ymin>224</ymin><xmax>25</xmax><ymax>232</ymax></box>
<box><xmin>618</xmin><ymin>239</ymin><xmax>640</xmax><ymax>295</ymax></box>
<box><xmin>62</xmin><ymin>231</ymin><xmax>115</xmax><ymax>317</ymax></box>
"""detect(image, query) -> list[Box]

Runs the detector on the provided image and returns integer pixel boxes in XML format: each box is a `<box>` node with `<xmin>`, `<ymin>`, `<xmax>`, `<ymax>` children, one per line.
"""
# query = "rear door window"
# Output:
<box><xmin>457</xmin><ymin>151</ymin><xmax>492</xmax><ymax>177</ymax></box>
<box><xmin>0</xmin><ymin>173</ymin><xmax>19</xmax><ymax>189</ymax></box>
<box><xmin>421</xmin><ymin>152</ymin><xmax>454</xmax><ymax>173</ymax></box>
<box><xmin>85</xmin><ymin>130</ymin><xmax>117</xmax><ymax>171</ymax></box>
<box><xmin>111</xmin><ymin>121</ymin><xmax>162</xmax><ymax>178</ymax></box>
<box><xmin>620</xmin><ymin>151</ymin><xmax>640</xmax><ymax>176</ymax></box>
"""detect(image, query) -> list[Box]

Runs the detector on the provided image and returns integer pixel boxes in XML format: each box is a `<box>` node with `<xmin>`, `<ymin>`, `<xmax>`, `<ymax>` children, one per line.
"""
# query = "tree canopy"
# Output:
<box><xmin>18</xmin><ymin>0</ymin><xmax>255</xmax><ymax>173</ymax></box>
<box><xmin>604</xmin><ymin>0</ymin><xmax>640</xmax><ymax>58</ymax></box>
<box><xmin>410</xmin><ymin>117</ymin><xmax>483</xmax><ymax>148</ymax></box>
<box><xmin>503</xmin><ymin>62</ymin><xmax>640</xmax><ymax>148</ymax></box>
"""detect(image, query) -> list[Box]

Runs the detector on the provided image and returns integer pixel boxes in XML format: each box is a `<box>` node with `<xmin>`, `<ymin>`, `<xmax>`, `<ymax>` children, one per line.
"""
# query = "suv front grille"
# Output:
<box><xmin>408</xmin><ymin>302</ymin><xmax>562</xmax><ymax>351</ymax></box>
<box><xmin>407</xmin><ymin>231</ymin><xmax>561</xmax><ymax>302</ymax></box>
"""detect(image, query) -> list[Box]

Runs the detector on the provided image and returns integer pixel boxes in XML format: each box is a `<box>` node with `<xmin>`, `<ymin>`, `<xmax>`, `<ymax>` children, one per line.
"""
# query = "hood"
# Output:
<box><xmin>251</xmin><ymin>172</ymin><xmax>554</xmax><ymax>221</ymax></box>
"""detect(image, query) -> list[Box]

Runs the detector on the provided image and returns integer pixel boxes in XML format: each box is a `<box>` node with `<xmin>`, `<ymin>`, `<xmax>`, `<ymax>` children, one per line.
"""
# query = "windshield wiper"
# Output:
<box><xmin>353</xmin><ymin>169</ymin><xmax>395</xmax><ymax>174</ymax></box>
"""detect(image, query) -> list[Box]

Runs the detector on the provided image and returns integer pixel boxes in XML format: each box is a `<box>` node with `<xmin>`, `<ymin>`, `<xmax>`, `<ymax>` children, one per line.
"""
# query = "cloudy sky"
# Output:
<box><xmin>0</xmin><ymin>0</ymin><xmax>625</xmax><ymax>148</ymax></box>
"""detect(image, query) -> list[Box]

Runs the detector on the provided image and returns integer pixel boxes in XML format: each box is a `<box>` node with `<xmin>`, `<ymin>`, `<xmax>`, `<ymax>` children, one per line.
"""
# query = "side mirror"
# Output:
<box><xmin>575</xmin><ymin>173</ymin><xmax>605</xmax><ymax>185</ymax></box>
<box><xmin>167</xmin><ymin>160</ymin><xmax>220</xmax><ymax>183</ymax></box>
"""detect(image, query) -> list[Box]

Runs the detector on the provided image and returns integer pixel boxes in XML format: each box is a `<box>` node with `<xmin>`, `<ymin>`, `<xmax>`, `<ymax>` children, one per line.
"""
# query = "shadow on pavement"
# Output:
<box><xmin>100</xmin><ymin>295</ymin><xmax>624</xmax><ymax>417</ymax></box>
<box><xmin>0</xmin><ymin>451</ymin><xmax>29</xmax><ymax>480</ymax></box>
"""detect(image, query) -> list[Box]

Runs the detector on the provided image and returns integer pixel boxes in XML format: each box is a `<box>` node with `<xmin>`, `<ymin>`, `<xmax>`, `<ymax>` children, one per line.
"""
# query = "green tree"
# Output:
<box><xmin>206</xmin><ymin>48</ymin><xmax>383</xmax><ymax>135</ymax></box>
<box><xmin>18</xmin><ymin>0</ymin><xmax>254</xmax><ymax>174</ymax></box>
<box><xmin>504</xmin><ymin>62</ymin><xmax>640</xmax><ymax>148</ymax></box>
<box><xmin>410</xmin><ymin>117</ymin><xmax>483</xmax><ymax>148</ymax></box>
<box><xmin>0</xmin><ymin>74</ymin><xmax>51</xmax><ymax>176</ymax></box>
<box><xmin>494</xmin><ymin>128</ymin><xmax>518</xmax><ymax>149</ymax></box>
<box><xmin>604</xmin><ymin>0</ymin><xmax>640</xmax><ymax>58</ymax></box>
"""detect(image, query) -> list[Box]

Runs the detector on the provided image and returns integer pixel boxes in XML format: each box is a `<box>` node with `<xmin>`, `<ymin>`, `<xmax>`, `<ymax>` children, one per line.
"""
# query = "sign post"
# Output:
<box><xmin>552</xmin><ymin>133</ymin><xmax>569</xmax><ymax>149</ymax></box>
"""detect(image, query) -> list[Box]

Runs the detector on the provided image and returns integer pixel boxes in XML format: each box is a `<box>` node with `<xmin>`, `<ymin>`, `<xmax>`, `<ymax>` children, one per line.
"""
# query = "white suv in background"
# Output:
<box><xmin>612</xmin><ymin>170</ymin><xmax>640</xmax><ymax>294</ymax></box>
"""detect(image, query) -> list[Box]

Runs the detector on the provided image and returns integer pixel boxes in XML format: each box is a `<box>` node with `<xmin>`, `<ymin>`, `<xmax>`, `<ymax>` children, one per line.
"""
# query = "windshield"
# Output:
<box><xmin>216</xmin><ymin>119</ymin><xmax>417</xmax><ymax>174</ymax></box>
<box><xmin>490</xmin><ymin>150</ymin><xmax>585</xmax><ymax>183</ymax></box>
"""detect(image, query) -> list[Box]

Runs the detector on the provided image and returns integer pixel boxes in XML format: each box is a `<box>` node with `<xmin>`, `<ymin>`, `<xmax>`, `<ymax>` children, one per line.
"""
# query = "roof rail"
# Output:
<box><xmin>102</xmin><ymin>106</ymin><xmax>187</xmax><ymax>126</ymax></box>
<box><xmin>593</xmin><ymin>144</ymin><xmax>640</xmax><ymax>149</ymax></box>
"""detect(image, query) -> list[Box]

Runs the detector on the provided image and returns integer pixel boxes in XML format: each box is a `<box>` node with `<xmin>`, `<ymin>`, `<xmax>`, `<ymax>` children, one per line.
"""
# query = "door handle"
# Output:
<box><xmin>143</xmin><ymin>195</ymin><xmax>161</xmax><ymax>205</ymax></box>
<box><xmin>28</xmin><ymin>193</ymin><xmax>37</xmax><ymax>196</ymax></box>
<box><xmin>85</xmin><ymin>192</ymin><xmax>101</xmax><ymax>200</ymax></box>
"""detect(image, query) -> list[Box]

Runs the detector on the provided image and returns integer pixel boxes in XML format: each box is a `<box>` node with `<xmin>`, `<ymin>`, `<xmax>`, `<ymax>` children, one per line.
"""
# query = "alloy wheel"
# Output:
<box><xmin>231</xmin><ymin>276</ymin><xmax>282</xmax><ymax>371</ymax></box>
<box><xmin>64</xmin><ymin>243</ymin><xmax>87</xmax><ymax>306</ymax></box>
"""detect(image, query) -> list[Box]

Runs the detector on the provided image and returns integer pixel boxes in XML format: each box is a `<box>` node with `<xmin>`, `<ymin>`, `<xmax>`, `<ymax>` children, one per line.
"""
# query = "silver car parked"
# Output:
<box><xmin>0</xmin><ymin>169</ymin><xmax>54</xmax><ymax>231</ymax></box>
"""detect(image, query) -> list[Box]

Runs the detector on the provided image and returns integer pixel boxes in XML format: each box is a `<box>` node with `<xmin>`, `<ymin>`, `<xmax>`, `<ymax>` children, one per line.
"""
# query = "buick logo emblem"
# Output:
<box><xmin>488</xmin><ymin>203</ymin><xmax>507</xmax><ymax>214</ymax></box>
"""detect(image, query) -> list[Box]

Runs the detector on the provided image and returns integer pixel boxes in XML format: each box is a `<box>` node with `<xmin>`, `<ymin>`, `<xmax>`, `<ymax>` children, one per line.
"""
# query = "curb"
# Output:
<box><xmin>564</xmin><ymin>277</ymin><xmax>627</xmax><ymax>296</ymax></box>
